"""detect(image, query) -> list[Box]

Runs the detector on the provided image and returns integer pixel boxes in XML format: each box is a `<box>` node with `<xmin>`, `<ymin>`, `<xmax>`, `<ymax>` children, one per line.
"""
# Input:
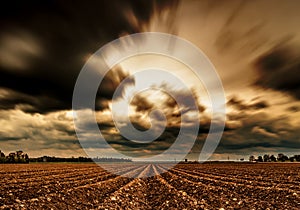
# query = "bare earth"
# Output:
<box><xmin>0</xmin><ymin>163</ymin><xmax>300</xmax><ymax>209</ymax></box>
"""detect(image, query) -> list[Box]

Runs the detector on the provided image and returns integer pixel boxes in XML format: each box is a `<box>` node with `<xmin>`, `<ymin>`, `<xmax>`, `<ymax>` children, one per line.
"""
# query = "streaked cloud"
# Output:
<box><xmin>254</xmin><ymin>45</ymin><xmax>300</xmax><ymax>100</ymax></box>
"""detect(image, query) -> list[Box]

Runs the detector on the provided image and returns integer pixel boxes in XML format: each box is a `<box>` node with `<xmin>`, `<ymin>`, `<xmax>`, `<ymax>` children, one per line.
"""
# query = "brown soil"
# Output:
<box><xmin>0</xmin><ymin>163</ymin><xmax>299</xmax><ymax>209</ymax></box>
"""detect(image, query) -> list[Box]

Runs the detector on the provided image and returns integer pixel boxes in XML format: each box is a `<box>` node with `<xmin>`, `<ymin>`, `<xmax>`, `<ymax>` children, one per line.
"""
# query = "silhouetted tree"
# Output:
<box><xmin>289</xmin><ymin>156</ymin><xmax>295</xmax><ymax>162</ymax></box>
<box><xmin>257</xmin><ymin>156</ymin><xmax>263</xmax><ymax>162</ymax></box>
<box><xmin>0</xmin><ymin>150</ymin><xmax>29</xmax><ymax>164</ymax></box>
<box><xmin>270</xmin><ymin>155</ymin><xmax>277</xmax><ymax>162</ymax></box>
<box><xmin>0</xmin><ymin>151</ymin><xmax>5</xmax><ymax>163</ymax></box>
<box><xmin>294</xmin><ymin>155</ymin><xmax>300</xmax><ymax>162</ymax></box>
<box><xmin>277</xmin><ymin>153</ymin><xmax>289</xmax><ymax>162</ymax></box>
<box><xmin>249</xmin><ymin>155</ymin><xmax>255</xmax><ymax>162</ymax></box>
<box><xmin>263</xmin><ymin>154</ymin><xmax>270</xmax><ymax>162</ymax></box>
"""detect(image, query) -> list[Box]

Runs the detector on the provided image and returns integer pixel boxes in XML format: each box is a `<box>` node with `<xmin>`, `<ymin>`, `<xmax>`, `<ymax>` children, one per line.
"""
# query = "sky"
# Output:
<box><xmin>0</xmin><ymin>0</ymin><xmax>300</xmax><ymax>161</ymax></box>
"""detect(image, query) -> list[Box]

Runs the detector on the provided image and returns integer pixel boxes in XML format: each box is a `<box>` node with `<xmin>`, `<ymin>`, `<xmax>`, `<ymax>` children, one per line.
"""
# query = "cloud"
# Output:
<box><xmin>158</xmin><ymin>83</ymin><xmax>206</xmax><ymax>115</ymax></box>
<box><xmin>2</xmin><ymin>0</ymin><xmax>300</xmax><ymax>159</ymax></box>
<box><xmin>227</xmin><ymin>96</ymin><xmax>269</xmax><ymax>111</ymax></box>
<box><xmin>124</xmin><ymin>0</ymin><xmax>179</xmax><ymax>33</ymax></box>
<box><xmin>251</xmin><ymin>126</ymin><xmax>279</xmax><ymax>139</ymax></box>
<box><xmin>0</xmin><ymin>109</ymin><xmax>80</xmax><ymax>156</ymax></box>
<box><xmin>87</xmin><ymin>85</ymin><xmax>237</xmax><ymax>158</ymax></box>
<box><xmin>0</xmin><ymin>31</ymin><xmax>43</xmax><ymax>70</ymax></box>
<box><xmin>0</xmin><ymin>88</ymin><xmax>72</xmax><ymax>113</ymax></box>
<box><xmin>73</xmin><ymin>82</ymin><xmax>206</xmax><ymax>158</ymax></box>
<box><xmin>215</xmin><ymin>111</ymin><xmax>300</xmax><ymax>155</ymax></box>
<box><xmin>287</xmin><ymin>105</ymin><xmax>300</xmax><ymax>112</ymax></box>
<box><xmin>0</xmin><ymin>0</ymin><xmax>177</xmax><ymax>114</ymax></box>
<box><xmin>98</xmin><ymin>66</ymin><xmax>135</xmax><ymax>100</ymax></box>
<box><xmin>254</xmin><ymin>45</ymin><xmax>300</xmax><ymax>100</ymax></box>
<box><xmin>73</xmin><ymin>84</ymin><xmax>208</xmax><ymax>157</ymax></box>
<box><xmin>130</xmin><ymin>94</ymin><xmax>154</xmax><ymax>113</ymax></box>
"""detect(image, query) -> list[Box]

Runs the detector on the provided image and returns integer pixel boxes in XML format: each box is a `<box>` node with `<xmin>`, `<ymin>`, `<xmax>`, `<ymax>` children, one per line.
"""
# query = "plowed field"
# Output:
<box><xmin>1</xmin><ymin>163</ymin><xmax>300</xmax><ymax>209</ymax></box>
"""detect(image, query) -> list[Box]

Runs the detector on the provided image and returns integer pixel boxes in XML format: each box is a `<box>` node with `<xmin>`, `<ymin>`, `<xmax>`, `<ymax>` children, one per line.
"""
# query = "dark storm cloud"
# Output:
<box><xmin>104</xmin><ymin>120</ymin><xmax>238</xmax><ymax>158</ymax></box>
<box><xmin>42</xmin><ymin>139</ymin><xmax>80</xmax><ymax>149</ymax></box>
<box><xmin>215</xmin><ymin>111</ymin><xmax>300</xmax><ymax>154</ymax></box>
<box><xmin>131</xmin><ymin>95</ymin><xmax>154</xmax><ymax>113</ymax></box>
<box><xmin>94</xmin><ymin>109</ymin><xmax>236</xmax><ymax>158</ymax></box>
<box><xmin>0</xmin><ymin>136</ymin><xmax>24</xmax><ymax>141</ymax></box>
<box><xmin>84</xmin><ymin>118</ymin><xmax>175</xmax><ymax>157</ymax></box>
<box><xmin>0</xmin><ymin>0</ymin><xmax>178</xmax><ymax>113</ymax></box>
<box><xmin>159</xmin><ymin>84</ymin><xmax>206</xmax><ymax>114</ymax></box>
<box><xmin>227</xmin><ymin>96</ymin><xmax>269</xmax><ymax>111</ymax></box>
<box><xmin>92</xmin><ymin>82</ymin><xmax>234</xmax><ymax>157</ymax></box>
<box><xmin>104</xmin><ymin>124</ymin><xmax>180</xmax><ymax>157</ymax></box>
<box><xmin>0</xmin><ymin>89</ymin><xmax>33</xmax><ymax>111</ymax></box>
<box><xmin>0</xmin><ymin>87</ymin><xmax>71</xmax><ymax>113</ymax></box>
<box><xmin>98</xmin><ymin>66</ymin><xmax>135</xmax><ymax>100</ymax></box>
<box><xmin>254</xmin><ymin>45</ymin><xmax>300</xmax><ymax>100</ymax></box>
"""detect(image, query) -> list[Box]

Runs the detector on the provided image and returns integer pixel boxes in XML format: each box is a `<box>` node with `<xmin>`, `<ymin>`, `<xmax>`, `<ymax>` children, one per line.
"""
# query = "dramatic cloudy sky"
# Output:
<box><xmin>0</xmin><ymin>0</ymin><xmax>300</xmax><ymax>160</ymax></box>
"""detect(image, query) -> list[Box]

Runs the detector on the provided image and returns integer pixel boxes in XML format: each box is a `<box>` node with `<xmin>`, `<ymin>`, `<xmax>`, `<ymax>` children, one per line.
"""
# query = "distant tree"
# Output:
<box><xmin>257</xmin><ymin>156</ymin><xmax>263</xmax><ymax>162</ymax></box>
<box><xmin>284</xmin><ymin>155</ymin><xmax>289</xmax><ymax>161</ymax></box>
<box><xmin>270</xmin><ymin>155</ymin><xmax>277</xmax><ymax>162</ymax></box>
<box><xmin>294</xmin><ymin>155</ymin><xmax>300</xmax><ymax>162</ymax></box>
<box><xmin>249</xmin><ymin>155</ymin><xmax>255</xmax><ymax>162</ymax></box>
<box><xmin>248</xmin><ymin>154</ymin><xmax>300</xmax><ymax>163</ymax></box>
<box><xmin>263</xmin><ymin>154</ymin><xmax>270</xmax><ymax>162</ymax></box>
<box><xmin>0</xmin><ymin>151</ymin><xmax>5</xmax><ymax>163</ymax></box>
<box><xmin>7</xmin><ymin>152</ymin><xmax>17</xmax><ymax>163</ymax></box>
<box><xmin>0</xmin><ymin>150</ymin><xmax>29</xmax><ymax>164</ymax></box>
<box><xmin>289</xmin><ymin>156</ymin><xmax>295</xmax><ymax>162</ymax></box>
<box><xmin>277</xmin><ymin>153</ymin><xmax>289</xmax><ymax>162</ymax></box>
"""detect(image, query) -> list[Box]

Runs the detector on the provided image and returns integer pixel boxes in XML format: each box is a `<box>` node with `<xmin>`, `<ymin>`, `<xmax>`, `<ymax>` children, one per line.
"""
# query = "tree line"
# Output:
<box><xmin>249</xmin><ymin>153</ymin><xmax>300</xmax><ymax>162</ymax></box>
<box><xmin>0</xmin><ymin>150</ymin><xmax>132</xmax><ymax>163</ymax></box>
<box><xmin>30</xmin><ymin>156</ymin><xmax>132</xmax><ymax>163</ymax></box>
<box><xmin>0</xmin><ymin>150</ymin><xmax>29</xmax><ymax>163</ymax></box>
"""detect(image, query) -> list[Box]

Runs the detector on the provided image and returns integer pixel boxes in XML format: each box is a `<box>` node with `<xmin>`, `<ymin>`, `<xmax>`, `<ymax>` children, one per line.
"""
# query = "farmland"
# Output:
<box><xmin>1</xmin><ymin>163</ymin><xmax>300</xmax><ymax>209</ymax></box>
